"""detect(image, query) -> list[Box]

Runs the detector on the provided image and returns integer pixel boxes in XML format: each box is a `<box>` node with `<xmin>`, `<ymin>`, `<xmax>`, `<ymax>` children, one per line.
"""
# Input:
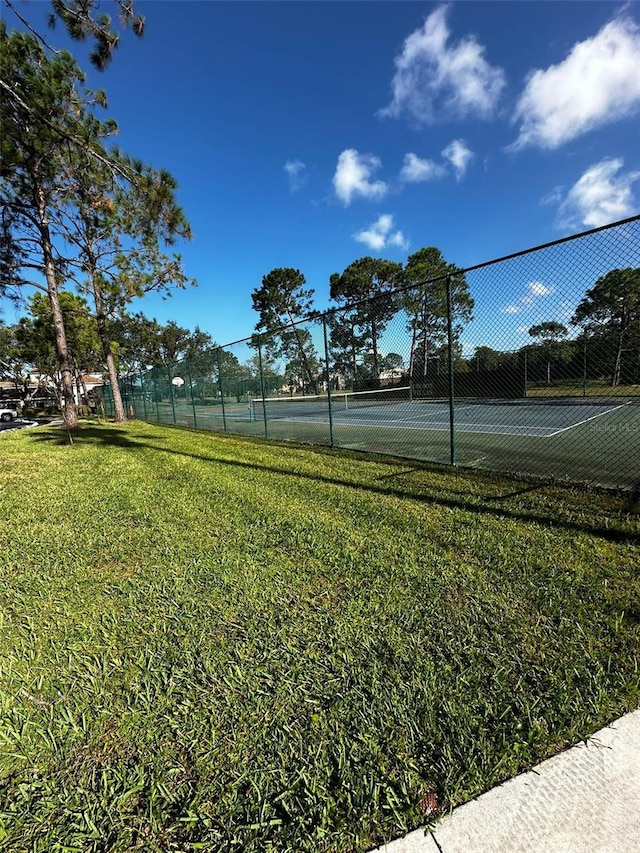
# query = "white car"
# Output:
<box><xmin>0</xmin><ymin>407</ymin><xmax>18</xmax><ymax>422</ymax></box>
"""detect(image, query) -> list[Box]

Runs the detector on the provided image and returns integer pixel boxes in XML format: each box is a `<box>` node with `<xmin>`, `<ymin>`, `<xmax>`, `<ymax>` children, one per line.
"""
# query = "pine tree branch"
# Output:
<box><xmin>3</xmin><ymin>0</ymin><xmax>61</xmax><ymax>54</ymax></box>
<box><xmin>0</xmin><ymin>78</ymin><xmax>134</xmax><ymax>181</ymax></box>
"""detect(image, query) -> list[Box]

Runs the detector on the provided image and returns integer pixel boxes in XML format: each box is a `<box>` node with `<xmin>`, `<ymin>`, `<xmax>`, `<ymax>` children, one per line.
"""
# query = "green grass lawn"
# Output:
<box><xmin>525</xmin><ymin>379</ymin><xmax>640</xmax><ymax>397</ymax></box>
<box><xmin>1</xmin><ymin>421</ymin><xmax>639</xmax><ymax>852</ymax></box>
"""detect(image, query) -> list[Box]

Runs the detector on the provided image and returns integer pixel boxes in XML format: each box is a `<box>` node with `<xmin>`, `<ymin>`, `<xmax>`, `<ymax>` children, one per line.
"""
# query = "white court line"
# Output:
<box><xmin>336</xmin><ymin>404</ymin><xmax>498</xmax><ymax>424</ymax></box>
<box><xmin>335</xmin><ymin>402</ymin><xmax>632</xmax><ymax>437</ymax></box>
<box><xmin>284</xmin><ymin>416</ymin><xmax>556</xmax><ymax>437</ymax></box>
<box><xmin>279</xmin><ymin>402</ymin><xmax>635</xmax><ymax>438</ymax></box>
<box><xmin>546</xmin><ymin>401</ymin><xmax>632</xmax><ymax>436</ymax></box>
<box><xmin>339</xmin><ymin>410</ymin><xmax>558</xmax><ymax>435</ymax></box>
<box><xmin>383</xmin><ymin>419</ymin><xmax>555</xmax><ymax>436</ymax></box>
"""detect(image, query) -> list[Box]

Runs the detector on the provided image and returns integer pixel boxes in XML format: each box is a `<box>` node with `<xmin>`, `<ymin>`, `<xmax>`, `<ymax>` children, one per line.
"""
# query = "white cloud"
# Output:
<box><xmin>512</xmin><ymin>16</ymin><xmax>640</xmax><ymax>150</ymax></box>
<box><xmin>502</xmin><ymin>280</ymin><xmax>555</xmax><ymax>315</ymax></box>
<box><xmin>353</xmin><ymin>214</ymin><xmax>409</xmax><ymax>252</ymax></box>
<box><xmin>380</xmin><ymin>4</ymin><xmax>506</xmax><ymax>124</ymax></box>
<box><xmin>399</xmin><ymin>140</ymin><xmax>473</xmax><ymax>184</ymax></box>
<box><xmin>284</xmin><ymin>159</ymin><xmax>307</xmax><ymax>192</ymax></box>
<box><xmin>516</xmin><ymin>326</ymin><xmax>529</xmax><ymax>334</ymax></box>
<box><xmin>400</xmin><ymin>153</ymin><xmax>445</xmax><ymax>183</ymax></box>
<box><xmin>540</xmin><ymin>186</ymin><xmax>564</xmax><ymax>207</ymax></box>
<box><xmin>528</xmin><ymin>281</ymin><xmax>554</xmax><ymax>297</ymax></box>
<box><xmin>441</xmin><ymin>139</ymin><xmax>474</xmax><ymax>180</ymax></box>
<box><xmin>557</xmin><ymin>158</ymin><xmax>640</xmax><ymax>228</ymax></box>
<box><xmin>333</xmin><ymin>149</ymin><xmax>387</xmax><ymax>206</ymax></box>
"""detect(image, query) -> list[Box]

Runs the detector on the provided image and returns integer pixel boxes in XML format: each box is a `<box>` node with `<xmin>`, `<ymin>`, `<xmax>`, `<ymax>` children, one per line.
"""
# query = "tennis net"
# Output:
<box><xmin>250</xmin><ymin>385</ymin><xmax>412</xmax><ymax>420</ymax></box>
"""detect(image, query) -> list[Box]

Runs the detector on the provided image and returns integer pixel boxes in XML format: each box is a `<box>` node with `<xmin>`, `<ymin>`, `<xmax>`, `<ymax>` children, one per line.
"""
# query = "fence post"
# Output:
<box><xmin>322</xmin><ymin>314</ymin><xmax>334</xmax><ymax>447</ymax></box>
<box><xmin>140</xmin><ymin>371</ymin><xmax>149</xmax><ymax>420</ymax></box>
<box><xmin>168</xmin><ymin>365</ymin><xmax>177</xmax><ymax>423</ymax></box>
<box><xmin>582</xmin><ymin>339</ymin><xmax>587</xmax><ymax>398</ymax></box>
<box><xmin>186</xmin><ymin>358</ymin><xmax>198</xmax><ymax>428</ymax></box>
<box><xmin>523</xmin><ymin>348</ymin><xmax>528</xmax><ymax>398</ymax></box>
<box><xmin>257</xmin><ymin>335</ymin><xmax>269</xmax><ymax>439</ymax></box>
<box><xmin>152</xmin><ymin>377</ymin><xmax>159</xmax><ymax>421</ymax></box>
<box><xmin>216</xmin><ymin>348</ymin><xmax>227</xmax><ymax>432</ymax></box>
<box><xmin>121</xmin><ymin>377</ymin><xmax>129</xmax><ymax>416</ymax></box>
<box><xmin>446</xmin><ymin>275</ymin><xmax>456</xmax><ymax>466</ymax></box>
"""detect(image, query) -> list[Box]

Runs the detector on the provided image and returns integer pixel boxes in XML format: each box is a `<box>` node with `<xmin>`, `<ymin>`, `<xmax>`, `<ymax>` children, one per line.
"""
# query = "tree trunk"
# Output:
<box><xmin>351</xmin><ymin>335</ymin><xmax>357</xmax><ymax>388</ymax></box>
<box><xmin>612</xmin><ymin>331</ymin><xmax>625</xmax><ymax>387</ymax></box>
<box><xmin>37</xmin><ymin>190</ymin><xmax>78</xmax><ymax>428</ymax></box>
<box><xmin>371</xmin><ymin>314</ymin><xmax>379</xmax><ymax>378</ymax></box>
<box><xmin>421</xmin><ymin>300</ymin><xmax>428</xmax><ymax>379</ymax></box>
<box><xmin>408</xmin><ymin>321</ymin><xmax>417</xmax><ymax>380</ymax></box>
<box><xmin>105</xmin><ymin>346</ymin><xmax>125</xmax><ymax>419</ymax></box>
<box><xmin>75</xmin><ymin>366</ymin><xmax>86</xmax><ymax>415</ymax></box>
<box><xmin>93</xmin><ymin>281</ymin><xmax>126</xmax><ymax>421</ymax></box>
<box><xmin>292</xmin><ymin>324</ymin><xmax>317</xmax><ymax>395</ymax></box>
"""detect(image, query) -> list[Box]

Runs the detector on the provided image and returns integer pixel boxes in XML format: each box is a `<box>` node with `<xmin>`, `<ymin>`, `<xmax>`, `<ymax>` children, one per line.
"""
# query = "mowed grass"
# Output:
<box><xmin>0</xmin><ymin>421</ymin><xmax>639</xmax><ymax>853</ymax></box>
<box><xmin>525</xmin><ymin>379</ymin><xmax>640</xmax><ymax>397</ymax></box>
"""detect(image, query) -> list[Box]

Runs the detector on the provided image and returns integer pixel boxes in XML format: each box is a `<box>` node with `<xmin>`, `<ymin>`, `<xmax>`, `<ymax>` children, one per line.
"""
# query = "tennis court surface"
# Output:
<box><xmin>250</xmin><ymin>390</ymin><xmax>633</xmax><ymax>438</ymax></box>
<box><xmin>141</xmin><ymin>388</ymin><xmax>639</xmax><ymax>489</ymax></box>
<box><xmin>234</xmin><ymin>389</ymin><xmax>639</xmax><ymax>490</ymax></box>
<box><xmin>250</xmin><ymin>388</ymin><xmax>629</xmax><ymax>438</ymax></box>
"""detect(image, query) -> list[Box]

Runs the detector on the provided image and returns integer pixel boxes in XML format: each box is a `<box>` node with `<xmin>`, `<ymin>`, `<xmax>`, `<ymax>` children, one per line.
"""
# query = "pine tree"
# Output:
<box><xmin>401</xmin><ymin>247</ymin><xmax>473</xmax><ymax>383</ymax></box>
<box><xmin>0</xmin><ymin>23</ymin><xmax>101</xmax><ymax>427</ymax></box>
<box><xmin>252</xmin><ymin>268</ymin><xmax>319</xmax><ymax>394</ymax></box>
<box><xmin>572</xmin><ymin>268</ymin><xmax>640</xmax><ymax>387</ymax></box>
<box><xmin>5</xmin><ymin>0</ymin><xmax>144</xmax><ymax>71</ymax></box>
<box><xmin>329</xmin><ymin>257</ymin><xmax>401</xmax><ymax>385</ymax></box>
<box><xmin>64</xmin><ymin>145</ymin><xmax>193</xmax><ymax>421</ymax></box>
<box><xmin>1</xmin><ymin>22</ymin><xmax>193</xmax><ymax>425</ymax></box>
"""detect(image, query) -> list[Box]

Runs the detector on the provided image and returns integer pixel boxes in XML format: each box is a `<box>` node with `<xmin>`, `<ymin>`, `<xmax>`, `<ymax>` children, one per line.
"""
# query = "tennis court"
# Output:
<box><xmin>261</xmin><ymin>398</ymin><xmax>630</xmax><ymax>438</ymax></box>
<box><xmin>248</xmin><ymin>389</ymin><xmax>633</xmax><ymax>438</ymax></box>
<box><xmin>113</xmin><ymin>217</ymin><xmax>640</xmax><ymax>490</ymax></box>
<box><xmin>131</xmin><ymin>389</ymin><xmax>639</xmax><ymax>488</ymax></box>
<box><xmin>216</xmin><ymin>389</ymin><xmax>637</xmax><ymax>489</ymax></box>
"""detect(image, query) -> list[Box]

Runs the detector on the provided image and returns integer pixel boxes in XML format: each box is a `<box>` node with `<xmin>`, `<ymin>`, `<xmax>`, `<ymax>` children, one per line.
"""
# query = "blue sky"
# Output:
<box><xmin>5</xmin><ymin>1</ymin><xmax>640</xmax><ymax>355</ymax></box>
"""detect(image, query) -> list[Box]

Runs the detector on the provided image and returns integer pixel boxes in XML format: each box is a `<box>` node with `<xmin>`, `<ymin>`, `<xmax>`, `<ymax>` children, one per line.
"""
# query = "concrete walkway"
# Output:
<box><xmin>373</xmin><ymin>709</ymin><xmax>640</xmax><ymax>853</ymax></box>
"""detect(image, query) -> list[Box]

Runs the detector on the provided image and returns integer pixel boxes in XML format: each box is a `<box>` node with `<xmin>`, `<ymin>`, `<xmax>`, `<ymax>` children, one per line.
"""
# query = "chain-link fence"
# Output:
<box><xmin>104</xmin><ymin>216</ymin><xmax>640</xmax><ymax>490</ymax></box>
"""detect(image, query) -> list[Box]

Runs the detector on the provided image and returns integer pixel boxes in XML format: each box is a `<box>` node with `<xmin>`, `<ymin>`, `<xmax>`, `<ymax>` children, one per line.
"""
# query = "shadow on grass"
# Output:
<box><xmin>31</xmin><ymin>425</ymin><xmax>168</xmax><ymax>447</ymax></box>
<box><xmin>31</xmin><ymin>424</ymin><xmax>639</xmax><ymax>545</ymax></box>
<box><xmin>627</xmin><ymin>480</ymin><xmax>640</xmax><ymax>515</ymax></box>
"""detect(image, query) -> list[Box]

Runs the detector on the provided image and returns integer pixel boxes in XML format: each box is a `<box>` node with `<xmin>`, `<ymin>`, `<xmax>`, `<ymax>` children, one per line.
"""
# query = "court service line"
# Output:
<box><xmin>361</xmin><ymin>414</ymin><xmax>556</xmax><ymax>434</ymax></box>
<box><xmin>546</xmin><ymin>401</ymin><xmax>632</xmax><ymax>437</ymax></box>
<box><xmin>319</xmin><ymin>417</ymin><xmax>557</xmax><ymax>437</ymax></box>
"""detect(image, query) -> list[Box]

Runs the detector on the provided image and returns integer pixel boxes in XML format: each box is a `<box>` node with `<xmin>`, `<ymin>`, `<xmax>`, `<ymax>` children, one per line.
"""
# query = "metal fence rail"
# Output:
<box><xmin>105</xmin><ymin>216</ymin><xmax>640</xmax><ymax>490</ymax></box>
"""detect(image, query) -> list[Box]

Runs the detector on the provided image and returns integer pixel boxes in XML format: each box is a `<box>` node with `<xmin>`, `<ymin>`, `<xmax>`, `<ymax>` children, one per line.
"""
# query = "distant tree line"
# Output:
<box><xmin>5</xmin><ymin>257</ymin><xmax>637</xmax><ymax>421</ymax></box>
<box><xmin>468</xmin><ymin>269</ymin><xmax>640</xmax><ymax>391</ymax></box>
<box><xmin>5</xmin><ymin>255</ymin><xmax>636</xmax><ymax>417</ymax></box>
<box><xmin>0</xmin><ymin>306</ymin><xmax>243</xmax><ymax>408</ymax></box>
<box><xmin>249</xmin><ymin>258</ymin><xmax>640</xmax><ymax>396</ymax></box>
<box><xmin>250</xmin><ymin>248</ymin><xmax>474</xmax><ymax>395</ymax></box>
